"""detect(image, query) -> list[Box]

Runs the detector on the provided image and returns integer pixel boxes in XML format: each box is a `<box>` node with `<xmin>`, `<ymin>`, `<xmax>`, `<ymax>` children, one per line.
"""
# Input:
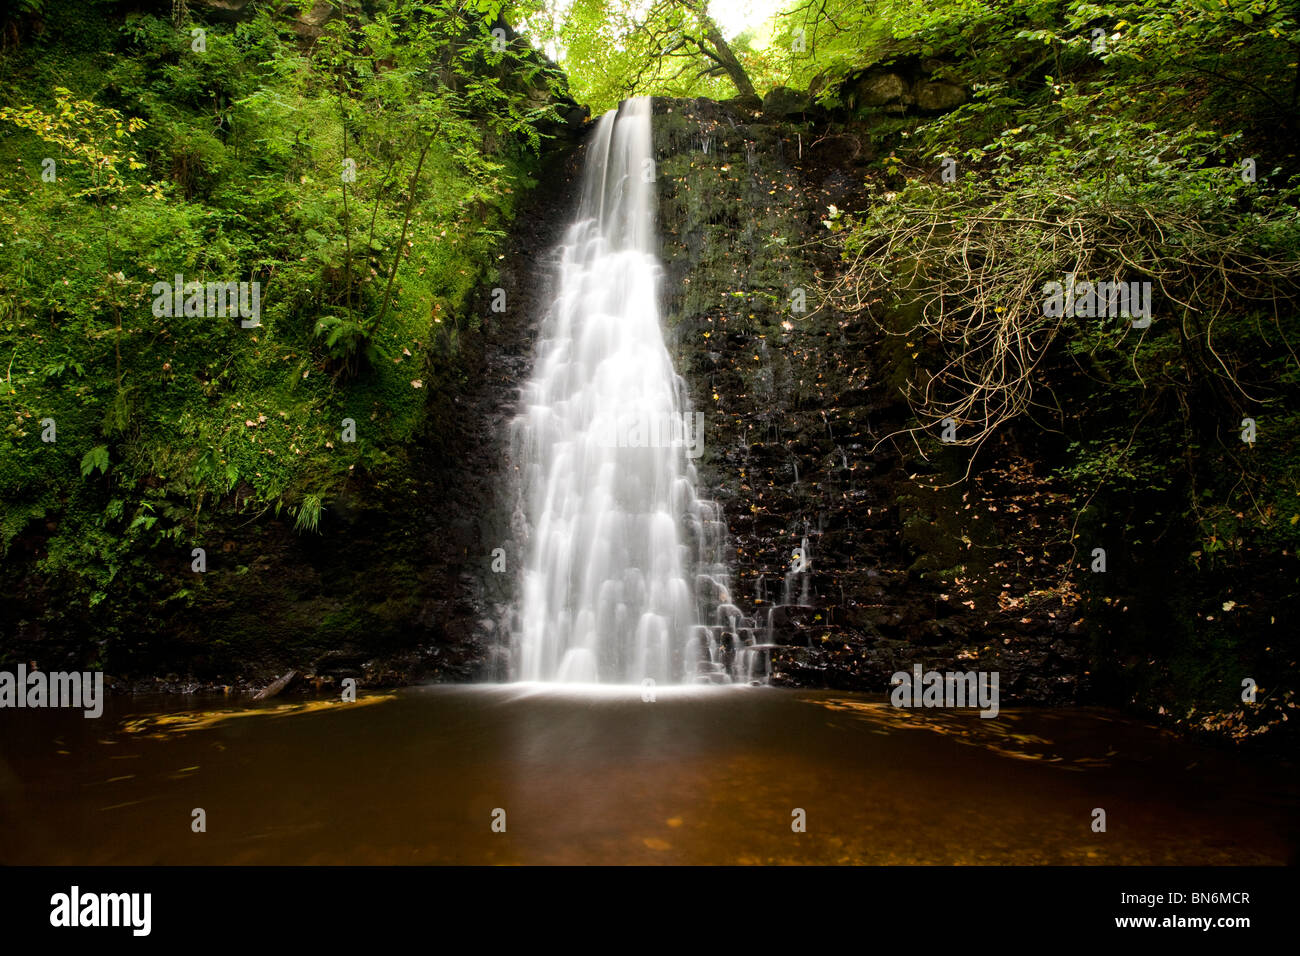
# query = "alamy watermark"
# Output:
<box><xmin>890</xmin><ymin>663</ymin><xmax>999</xmax><ymax>718</ymax></box>
<box><xmin>593</xmin><ymin>411</ymin><xmax>704</xmax><ymax>459</ymax></box>
<box><xmin>1042</xmin><ymin>273</ymin><xmax>1152</xmax><ymax>327</ymax></box>
<box><xmin>151</xmin><ymin>273</ymin><xmax>261</xmax><ymax>328</ymax></box>
<box><xmin>50</xmin><ymin>886</ymin><xmax>150</xmax><ymax>936</ymax></box>
<box><xmin>0</xmin><ymin>665</ymin><xmax>104</xmax><ymax>718</ymax></box>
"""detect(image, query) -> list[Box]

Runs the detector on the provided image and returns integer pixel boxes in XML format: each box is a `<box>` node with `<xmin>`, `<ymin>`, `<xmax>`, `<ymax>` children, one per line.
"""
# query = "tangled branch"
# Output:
<box><xmin>823</xmin><ymin>180</ymin><xmax>1300</xmax><ymax>476</ymax></box>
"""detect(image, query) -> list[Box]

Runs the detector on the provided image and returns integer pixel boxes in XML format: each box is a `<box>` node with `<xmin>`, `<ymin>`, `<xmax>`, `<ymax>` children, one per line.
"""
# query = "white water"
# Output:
<box><xmin>508</xmin><ymin>98</ymin><xmax>748</xmax><ymax>684</ymax></box>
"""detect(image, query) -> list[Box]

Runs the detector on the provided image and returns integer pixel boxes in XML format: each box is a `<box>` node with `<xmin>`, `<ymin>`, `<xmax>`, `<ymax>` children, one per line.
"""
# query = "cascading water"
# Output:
<box><xmin>508</xmin><ymin>97</ymin><xmax>754</xmax><ymax>685</ymax></box>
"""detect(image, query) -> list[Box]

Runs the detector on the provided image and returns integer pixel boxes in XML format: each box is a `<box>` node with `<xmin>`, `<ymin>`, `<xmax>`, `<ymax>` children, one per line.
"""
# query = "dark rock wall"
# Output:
<box><xmin>651</xmin><ymin>96</ymin><xmax>1087</xmax><ymax>704</ymax></box>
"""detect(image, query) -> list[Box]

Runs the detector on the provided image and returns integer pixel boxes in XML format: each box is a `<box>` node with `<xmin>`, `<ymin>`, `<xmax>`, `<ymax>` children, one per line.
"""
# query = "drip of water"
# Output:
<box><xmin>787</xmin><ymin>534</ymin><xmax>813</xmax><ymax>606</ymax></box>
<box><xmin>508</xmin><ymin>98</ymin><xmax>746</xmax><ymax>684</ymax></box>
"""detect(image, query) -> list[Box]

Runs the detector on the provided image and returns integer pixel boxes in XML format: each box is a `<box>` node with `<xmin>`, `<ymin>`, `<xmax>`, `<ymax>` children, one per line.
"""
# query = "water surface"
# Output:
<box><xmin>2</xmin><ymin>686</ymin><xmax>1294</xmax><ymax>865</ymax></box>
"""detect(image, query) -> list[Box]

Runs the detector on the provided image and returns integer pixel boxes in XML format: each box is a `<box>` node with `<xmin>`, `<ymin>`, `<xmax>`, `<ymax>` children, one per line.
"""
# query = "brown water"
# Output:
<box><xmin>1</xmin><ymin>685</ymin><xmax>1295</xmax><ymax>865</ymax></box>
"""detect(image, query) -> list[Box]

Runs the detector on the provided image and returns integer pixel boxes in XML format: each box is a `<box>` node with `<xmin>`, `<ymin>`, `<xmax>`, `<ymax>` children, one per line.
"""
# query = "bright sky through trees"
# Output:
<box><xmin>710</xmin><ymin>0</ymin><xmax>784</xmax><ymax>39</ymax></box>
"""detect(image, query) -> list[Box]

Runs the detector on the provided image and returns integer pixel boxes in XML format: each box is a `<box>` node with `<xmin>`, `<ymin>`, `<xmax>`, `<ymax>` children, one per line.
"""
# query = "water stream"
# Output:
<box><xmin>509</xmin><ymin>98</ymin><xmax>747</xmax><ymax>684</ymax></box>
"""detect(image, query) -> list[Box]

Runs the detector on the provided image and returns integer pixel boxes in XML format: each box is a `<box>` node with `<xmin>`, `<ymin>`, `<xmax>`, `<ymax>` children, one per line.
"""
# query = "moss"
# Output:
<box><xmin>898</xmin><ymin>479</ymin><xmax>996</xmax><ymax>575</ymax></box>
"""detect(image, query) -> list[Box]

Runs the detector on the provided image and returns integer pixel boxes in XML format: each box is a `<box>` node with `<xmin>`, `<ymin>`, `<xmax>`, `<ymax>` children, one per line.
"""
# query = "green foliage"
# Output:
<box><xmin>828</xmin><ymin>0</ymin><xmax>1300</xmax><ymax>558</ymax></box>
<box><xmin>523</xmin><ymin>0</ymin><xmax>756</xmax><ymax>111</ymax></box>
<box><xmin>0</xmin><ymin>87</ymin><xmax>160</xmax><ymax>200</ymax></box>
<box><xmin>79</xmin><ymin>444</ymin><xmax>110</xmax><ymax>477</ymax></box>
<box><xmin>293</xmin><ymin>493</ymin><xmax>323</xmax><ymax>534</ymax></box>
<box><xmin>313</xmin><ymin>314</ymin><xmax>389</xmax><ymax>377</ymax></box>
<box><xmin>0</xmin><ymin>0</ymin><xmax>563</xmax><ymax>632</ymax></box>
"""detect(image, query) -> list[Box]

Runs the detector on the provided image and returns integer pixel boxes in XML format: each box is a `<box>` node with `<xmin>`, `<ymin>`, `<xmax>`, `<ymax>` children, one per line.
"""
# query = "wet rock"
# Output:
<box><xmin>914</xmin><ymin>80</ymin><xmax>967</xmax><ymax>112</ymax></box>
<box><xmin>763</xmin><ymin>86</ymin><xmax>811</xmax><ymax>118</ymax></box>
<box><xmin>763</xmin><ymin>604</ymin><xmax>821</xmax><ymax>644</ymax></box>
<box><xmin>721</xmin><ymin>93</ymin><xmax>764</xmax><ymax>113</ymax></box>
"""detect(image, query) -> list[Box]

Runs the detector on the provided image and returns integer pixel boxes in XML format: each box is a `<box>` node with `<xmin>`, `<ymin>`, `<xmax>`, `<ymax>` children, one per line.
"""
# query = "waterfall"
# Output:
<box><xmin>508</xmin><ymin>97</ymin><xmax>743</xmax><ymax>685</ymax></box>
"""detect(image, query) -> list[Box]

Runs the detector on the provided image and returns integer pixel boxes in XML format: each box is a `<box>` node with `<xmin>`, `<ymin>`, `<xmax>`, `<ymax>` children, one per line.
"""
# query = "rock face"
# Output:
<box><xmin>192</xmin><ymin>0</ymin><xmax>336</xmax><ymax>35</ymax></box>
<box><xmin>290</xmin><ymin>1</ymin><xmax>339</xmax><ymax>38</ymax></box>
<box><xmin>913</xmin><ymin>79</ymin><xmax>967</xmax><ymax>112</ymax></box>
<box><xmin>836</xmin><ymin>56</ymin><xmax>969</xmax><ymax>115</ymax></box>
<box><xmin>649</xmin><ymin>97</ymin><xmax>1085</xmax><ymax>704</ymax></box>
<box><xmin>0</xmin><ymin>55</ymin><xmax>1046</xmax><ymax>703</ymax></box>
<box><xmin>857</xmin><ymin>72</ymin><xmax>912</xmax><ymax>109</ymax></box>
<box><xmin>762</xmin><ymin>86</ymin><xmax>811</xmax><ymax>118</ymax></box>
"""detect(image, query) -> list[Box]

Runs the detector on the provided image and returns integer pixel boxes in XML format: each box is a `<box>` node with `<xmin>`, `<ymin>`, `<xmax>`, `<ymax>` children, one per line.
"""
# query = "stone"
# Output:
<box><xmin>763</xmin><ymin>86</ymin><xmax>811</xmax><ymax>118</ymax></box>
<box><xmin>723</xmin><ymin>93</ymin><xmax>764</xmax><ymax>113</ymax></box>
<box><xmin>293</xmin><ymin>0</ymin><xmax>343</xmax><ymax>38</ymax></box>
<box><xmin>913</xmin><ymin>80</ymin><xmax>967</xmax><ymax>112</ymax></box>
<box><xmin>856</xmin><ymin>72</ymin><xmax>910</xmax><ymax>108</ymax></box>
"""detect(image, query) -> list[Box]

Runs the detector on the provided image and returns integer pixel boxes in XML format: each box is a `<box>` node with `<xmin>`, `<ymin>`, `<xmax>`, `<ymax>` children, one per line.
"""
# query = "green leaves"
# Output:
<box><xmin>313</xmin><ymin>314</ymin><xmax>390</xmax><ymax>377</ymax></box>
<box><xmin>533</xmin><ymin>0</ymin><xmax>756</xmax><ymax>110</ymax></box>
<box><xmin>0</xmin><ymin>87</ymin><xmax>163</xmax><ymax>201</ymax></box>
<box><xmin>0</xmin><ymin>0</ymin><xmax>560</xmax><ymax>591</ymax></box>
<box><xmin>825</xmin><ymin>0</ymin><xmax>1300</xmax><ymax>567</ymax></box>
<box><xmin>80</xmin><ymin>445</ymin><xmax>110</xmax><ymax>478</ymax></box>
<box><xmin>293</xmin><ymin>493</ymin><xmax>323</xmax><ymax>534</ymax></box>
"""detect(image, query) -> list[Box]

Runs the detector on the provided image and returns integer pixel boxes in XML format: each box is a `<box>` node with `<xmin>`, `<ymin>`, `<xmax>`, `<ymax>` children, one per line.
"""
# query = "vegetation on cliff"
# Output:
<box><xmin>0</xmin><ymin>0</ymin><xmax>572</xmax><ymax>674</ymax></box>
<box><xmin>811</xmin><ymin>1</ymin><xmax>1300</xmax><ymax>738</ymax></box>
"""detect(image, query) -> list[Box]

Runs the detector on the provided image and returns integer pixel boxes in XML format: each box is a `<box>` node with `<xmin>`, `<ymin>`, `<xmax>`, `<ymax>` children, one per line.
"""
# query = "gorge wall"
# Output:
<box><xmin>649</xmin><ymin>96</ymin><xmax>1087</xmax><ymax>705</ymax></box>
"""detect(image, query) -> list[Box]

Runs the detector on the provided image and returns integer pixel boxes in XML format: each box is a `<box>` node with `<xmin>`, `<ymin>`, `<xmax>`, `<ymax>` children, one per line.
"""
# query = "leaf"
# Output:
<box><xmin>80</xmin><ymin>445</ymin><xmax>110</xmax><ymax>478</ymax></box>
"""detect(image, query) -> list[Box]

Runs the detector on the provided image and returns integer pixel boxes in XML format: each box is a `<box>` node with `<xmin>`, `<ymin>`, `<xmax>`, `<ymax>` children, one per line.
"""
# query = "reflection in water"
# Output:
<box><xmin>812</xmin><ymin>697</ymin><xmax>1122</xmax><ymax>770</ymax></box>
<box><xmin>1</xmin><ymin>686</ymin><xmax>1295</xmax><ymax>865</ymax></box>
<box><xmin>118</xmin><ymin>694</ymin><xmax>395</xmax><ymax>740</ymax></box>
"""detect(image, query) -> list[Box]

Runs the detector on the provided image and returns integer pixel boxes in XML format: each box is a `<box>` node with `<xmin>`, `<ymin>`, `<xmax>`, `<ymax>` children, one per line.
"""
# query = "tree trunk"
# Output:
<box><xmin>682</xmin><ymin>0</ymin><xmax>755</xmax><ymax>98</ymax></box>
